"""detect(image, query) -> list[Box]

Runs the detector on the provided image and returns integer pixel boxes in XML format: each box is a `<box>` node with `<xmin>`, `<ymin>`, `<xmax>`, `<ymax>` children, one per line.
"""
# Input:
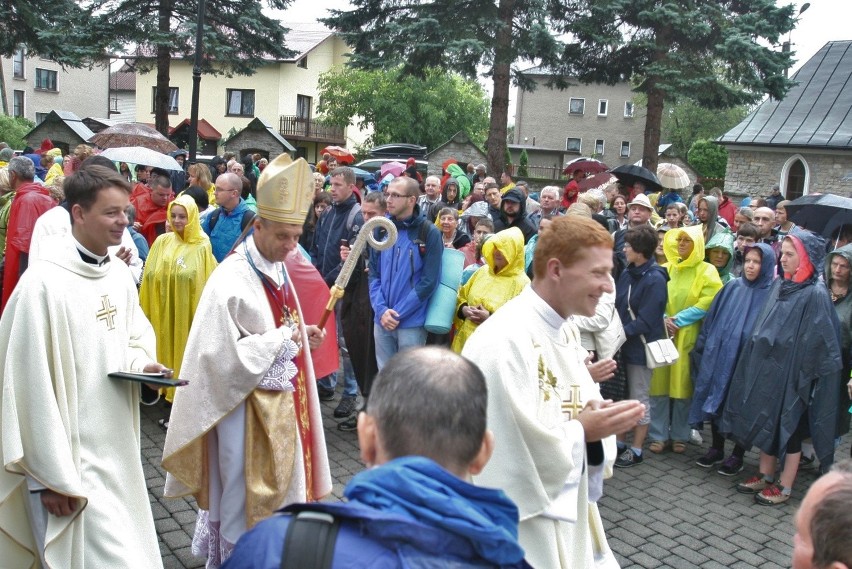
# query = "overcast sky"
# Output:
<box><xmin>272</xmin><ymin>0</ymin><xmax>849</xmax><ymax>121</ymax></box>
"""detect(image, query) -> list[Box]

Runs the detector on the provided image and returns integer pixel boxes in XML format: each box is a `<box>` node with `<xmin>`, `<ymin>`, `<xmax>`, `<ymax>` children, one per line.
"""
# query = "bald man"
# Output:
<box><xmin>792</xmin><ymin>460</ymin><xmax>852</xmax><ymax>569</ymax></box>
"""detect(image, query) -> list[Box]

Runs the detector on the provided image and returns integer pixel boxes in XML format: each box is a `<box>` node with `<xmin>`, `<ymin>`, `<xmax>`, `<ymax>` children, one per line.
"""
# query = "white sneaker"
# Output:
<box><xmin>690</xmin><ymin>429</ymin><xmax>703</xmax><ymax>445</ymax></box>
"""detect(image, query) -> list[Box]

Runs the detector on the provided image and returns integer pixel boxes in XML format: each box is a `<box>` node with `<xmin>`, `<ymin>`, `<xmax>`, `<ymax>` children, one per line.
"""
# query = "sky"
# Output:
<box><xmin>273</xmin><ymin>0</ymin><xmax>850</xmax><ymax>120</ymax></box>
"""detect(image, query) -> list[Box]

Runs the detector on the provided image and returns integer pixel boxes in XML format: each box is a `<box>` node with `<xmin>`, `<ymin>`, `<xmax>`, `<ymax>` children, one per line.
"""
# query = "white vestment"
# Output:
<box><xmin>162</xmin><ymin>235</ymin><xmax>331</xmax><ymax>568</ymax></box>
<box><xmin>30</xmin><ymin>206</ymin><xmax>143</xmax><ymax>284</ymax></box>
<box><xmin>463</xmin><ymin>286</ymin><xmax>618</xmax><ymax>569</ymax></box>
<box><xmin>0</xmin><ymin>236</ymin><xmax>162</xmax><ymax>569</ymax></box>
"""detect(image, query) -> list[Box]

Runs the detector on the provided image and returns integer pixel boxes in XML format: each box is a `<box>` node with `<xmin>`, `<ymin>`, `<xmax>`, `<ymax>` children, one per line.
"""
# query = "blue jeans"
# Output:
<box><xmin>649</xmin><ymin>396</ymin><xmax>692</xmax><ymax>442</ymax></box>
<box><xmin>318</xmin><ymin>309</ymin><xmax>359</xmax><ymax>397</ymax></box>
<box><xmin>374</xmin><ymin>323</ymin><xmax>428</xmax><ymax>370</ymax></box>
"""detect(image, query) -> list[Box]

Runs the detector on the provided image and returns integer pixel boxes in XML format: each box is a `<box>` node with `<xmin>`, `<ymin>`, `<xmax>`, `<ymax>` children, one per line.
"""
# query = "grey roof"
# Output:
<box><xmin>28</xmin><ymin>110</ymin><xmax>95</xmax><ymax>141</ymax></box>
<box><xmin>719</xmin><ymin>41</ymin><xmax>852</xmax><ymax>150</ymax></box>
<box><xmin>230</xmin><ymin>118</ymin><xmax>296</xmax><ymax>152</ymax></box>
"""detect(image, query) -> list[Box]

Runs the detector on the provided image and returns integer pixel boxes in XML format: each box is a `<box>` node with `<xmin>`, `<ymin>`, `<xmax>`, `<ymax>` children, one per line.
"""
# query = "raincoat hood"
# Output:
<box><xmin>446</xmin><ymin>163</ymin><xmax>472</xmax><ymax>199</ymax></box>
<box><xmin>168</xmin><ymin>194</ymin><xmax>205</xmax><ymax>245</ymax></box>
<box><xmin>786</xmin><ymin>227</ymin><xmax>827</xmax><ymax>282</ymax></box>
<box><xmin>501</xmin><ymin>188</ymin><xmax>528</xmax><ymax>217</ymax></box>
<box><xmin>664</xmin><ymin>224</ymin><xmax>705</xmax><ymax>268</ymax></box>
<box><xmin>699</xmin><ymin>195</ymin><xmax>719</xmax><ymax>223</ymax></box>
<box><xmin>705</xmin><ymin>230</ymin><xmax>735</xmax><ymax>281</ymax></box>
<box><xmin>742</xmin><ymin>243</ymin><xmax>777</xmax><ymax>289</ymax></box>
<box><xmin>483</xmin><ymin>227</ymin><xmax>525</xmax><ymax>277</ymax></box>
<box><xmin>825</xmin><ymin>243</ymin><xmax>852</xmax><ymax>286</ymax></box>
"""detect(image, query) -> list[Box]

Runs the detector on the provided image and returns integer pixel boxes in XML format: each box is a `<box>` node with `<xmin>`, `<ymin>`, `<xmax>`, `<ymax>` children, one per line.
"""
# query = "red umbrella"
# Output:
<box><xmin>320</xmin><ymin>146</ymin><xmax>354</xmax><ymax>164</ymax></box>
<box><xmin>563</xmin><ymin>158</ymin><xmax>609</xmax><ymax>176</ymax></box>
<box><xmin>578</xmin><ymin>172</ymin><xmax>617</xmax><ymax>192</ymax></box>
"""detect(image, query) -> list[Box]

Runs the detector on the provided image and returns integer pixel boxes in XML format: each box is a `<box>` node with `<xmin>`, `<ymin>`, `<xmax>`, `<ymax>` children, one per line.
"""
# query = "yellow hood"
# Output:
<box><xmin>664</xmin><ymin>224</ymin><xmax>706</xmax><ymax>268</ymax></box>
<box><xmin>168</xmin><ymin>194</ymin><xmax>205</xmax><ymax>245</ymax></box>
<box><xmin>483</xmin><ymin>227</ymin><xmax>526</xmax><ymax>277</ymax></box>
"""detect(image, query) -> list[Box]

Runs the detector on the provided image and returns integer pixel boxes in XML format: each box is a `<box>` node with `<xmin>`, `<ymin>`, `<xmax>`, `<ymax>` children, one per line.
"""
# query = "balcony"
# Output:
<box><xmin>279</xmin><ymin>116</ymin><xmax>345</xmax><ymax>145</ymax></box>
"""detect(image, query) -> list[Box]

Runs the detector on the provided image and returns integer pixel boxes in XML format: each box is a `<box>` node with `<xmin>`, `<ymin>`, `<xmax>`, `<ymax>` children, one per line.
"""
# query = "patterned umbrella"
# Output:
<box><xmin>657</xmin><ymin>163</ymin><xmax>691</xmax><ymax>190</ymax></box>
<box><xmin>578</xmin><ymin>172</ymin><xmax>617</xmax><ymax>192</ymax></box>
<box><xmin>88</xmin><ymin>123</ymin><xmax>178</xmax><ymax>153</ymax></box>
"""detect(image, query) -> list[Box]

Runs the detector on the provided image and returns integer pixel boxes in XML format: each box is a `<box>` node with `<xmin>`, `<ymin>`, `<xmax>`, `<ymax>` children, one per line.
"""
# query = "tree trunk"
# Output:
<box><xmin>485</xmin><ymin>0</ymin><xmax>514</xmax><ymax>178</ymax></box>
<box><xmin>643</xmin><ymin>86</ymin><xmax>664</xmax><ymax>176</ymax></box>
<box><xmin>0</xmin><ymin>58</ymin><xmax>7</xmax><ymax>115</ymax></box>
<box><xmin>154</xmin><ymin>0</ymin><xmax>173</xmax><ymax>136</ymax></box>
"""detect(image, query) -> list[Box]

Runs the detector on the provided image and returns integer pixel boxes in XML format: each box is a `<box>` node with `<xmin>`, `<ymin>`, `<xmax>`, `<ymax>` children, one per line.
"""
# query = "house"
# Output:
<box><xmin>0</xmin><ymin>47</ymin><xmax>110</xmax><ymax>126</ymax></box>
<box><xmin>426</xmin><ymin>131</ymin><xmax>487</xmax><ymax>178</ymax></box>
<box><xmin>718</xmin><ymin>40</ymin><xmax>852</xmax><ymax>199</ymax></box>
<box><xmin>23</xmin><ymin>110</ymin><xmax>95</xmax><ymax>155</ymax></box>
<box><xmin>223</xmin><ymin>118</ymin><xmax>296</xmax><ymax>160</ymax></box>
<box><xmin>512</xmin><ymin>67</ymin><xmax>646</xmax><ymax>178</ymax></box>
<box><xmin>108</xmin><ymin>64</ymin><xmax>136</xmax><ymax>124</ymax></box>
<box><xmin>134</xmin><ymin>25</ymin><xmax>368</xmax><ymax>161</ymax></box>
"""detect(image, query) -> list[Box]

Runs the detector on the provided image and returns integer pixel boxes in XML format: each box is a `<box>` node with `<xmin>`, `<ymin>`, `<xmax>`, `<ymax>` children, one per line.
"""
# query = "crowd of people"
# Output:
<box><xmin>0</xmin><ymin>139</ymin><xmax>850</xmax><ymax>569</ymax></box>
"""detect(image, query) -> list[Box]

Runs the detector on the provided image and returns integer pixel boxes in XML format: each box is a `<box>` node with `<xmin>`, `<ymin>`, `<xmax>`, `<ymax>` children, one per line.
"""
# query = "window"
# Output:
<box><xmin>595</xmin><ymin>139</ymin><xmax>605</xmax><ymax>156</ymax></box>
<box><xmin>152</xmin><ymin>87</ymin><xmax>179</xmax><ymax>114</ymax></box>
<box><xmin>296</xmin><ymin>94</ymin><xmax>312</xmax><ymax>120</ymax></box>
<box><xmin>13</xmin><ymin>47</ymin><xmax>24</xmax><ymax>79</ymax></box>
<box><xmin>569</xmin><ymin>98</ymin><xmax>585</xmax><ymax>115</ymax></box>
<box><xmin>297</xmin><ymin>56</ymin><xmax>308</xmax><ymax>69</ymax></box>
<box><xmin>624</xmin><ymin>101</ymin><xmax>635</xmax><ymax>118</ymax></box>
<box><xmin>620</xmin><ymin>141</ymin><xmax>631</xmax><ymax>158</ymax></box>
<box><xmin>12</xmin><ymin>90</ymin><xmax>24</xmax><ymax>118</ymax></box>
<box><xmin>35</xmin><ymin>68</ymin><xmax>57</xmax><ymax>91</ymax></box>
<box><xmin>598</xmin><ymin>99</ymin><xmax>608</xmax><ymax>116</ymax></box>
<box><xmin>35</xmin><ymin>112</ymin><xmax>49</xmax><ymax>125</ymax></box>
<box><xmin>227</xmin><ymin>89</ymin><xmax>255</xmax><ymax>117</ymax></box>
<box><xmin>566</xmin><ymin>137</ymin><xmax>582</xmax><ymax>154</ymax></box>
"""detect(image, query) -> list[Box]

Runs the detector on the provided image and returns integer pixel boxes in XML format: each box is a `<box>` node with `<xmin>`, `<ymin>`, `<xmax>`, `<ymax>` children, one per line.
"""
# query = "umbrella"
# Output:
<box><xmin>578</xmin><ymin>172</ymin><xmax>617</xmax><ymax>192</ymax></box>
<box><xmin>88</xmin><ymin>123</ymin><xmax>178</xmax><ymax>154</ymax></box>
<box><xmin>320</xmin><ymin>146</ymin><xmax>354</xmax><ymax>164</ymax></box>
<box><xmin>325</xmin><ymin>167</ymin><xmax>376</xmax><ymax>186</ymax></box>
<box><xmin>564</xmin><ymin>158</ymin><xmax>609</xmax><ymax>175</ymax></box>
<box><xmin>610</xmin><ymin>164</ymin><xmax>662</xmax><ymax>191</ymax></box>
<box><xmin>784</xmin><ymin>193</ymin><xmax>852</xmax><ymax>238</ymax></box>
<box><xmin>656</xmin><ymin>163</ymin><xmax>690</xmax><ymax>190</ymax></box>
<box><xmin>379</xmin><ymin>161</ymin><xmax>406</xmax><ymax>178</ymax></box>
<box><xmin>99</xmin><ymin>147</ymin><xmax>183</xmax><ymax>172</ymax></box>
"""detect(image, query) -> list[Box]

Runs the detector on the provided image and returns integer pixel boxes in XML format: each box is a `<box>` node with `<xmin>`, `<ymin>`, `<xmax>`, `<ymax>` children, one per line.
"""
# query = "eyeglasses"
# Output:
<box><xmin>215</xmin><ymin>187</ymin><xmax>237</xmax><ymax>193</ymax></box>
<box><xmin>387</xmin><ymin>192</ymin><xmax>414</xmax><ymax>200</ymax></box>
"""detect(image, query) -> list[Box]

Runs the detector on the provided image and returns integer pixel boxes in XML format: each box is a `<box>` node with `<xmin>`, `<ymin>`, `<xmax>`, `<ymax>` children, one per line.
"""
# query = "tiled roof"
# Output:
<box><xmin>110</xmin><ymin>69</ymin><xmax>135</xmax><ymax>91</ymax></box>
<box><xmin>718</xmin><ymin>41</ymin><xmax>852</xmax><ymax>150</ymax></box>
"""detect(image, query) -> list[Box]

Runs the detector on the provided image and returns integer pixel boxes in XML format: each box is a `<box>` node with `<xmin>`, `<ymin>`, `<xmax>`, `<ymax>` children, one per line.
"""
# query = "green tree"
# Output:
<box><xmin>687</xmin><ymin>140</ymin><xmax>728</xmax><ymax>179</ymax></box>
<box><xmin>565</xmin><ymin>0</ymin><xmax>797</xmax><ymax>174</ymax></box>
<box><xmin>663</xmin><ymin>99</ymin><xmax>749</xmax><ymax>159</ymax></box>
<box><xmin>0</xmin><ymin>116</ymin><xmax>36</xmax><ymax>149</ymax></box>
<box><xmin>517</xmin><ymin>149</ymin><xmax>529</xmax><ymax>177</ymax></box>
<box><xmin>322</xmin><ymin>0</ymin><xmax>580</xmax><ymax>177</ymax></box>
<box><xmin>317</xmin><ymin>66</ymin><xmax>489</xmax><ymax>151</ymax></box>
<box><xmin>88</xmin><ymin>0</ymin><xmax>296</xmax><ymax>134</ymax></box>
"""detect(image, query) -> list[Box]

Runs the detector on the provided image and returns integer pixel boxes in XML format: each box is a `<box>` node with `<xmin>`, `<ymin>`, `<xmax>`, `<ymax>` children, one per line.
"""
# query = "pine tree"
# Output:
<box><xmin>518</xmin><ymin>149</ymin><xmax>529</xmax><ymax>177</ymax></box>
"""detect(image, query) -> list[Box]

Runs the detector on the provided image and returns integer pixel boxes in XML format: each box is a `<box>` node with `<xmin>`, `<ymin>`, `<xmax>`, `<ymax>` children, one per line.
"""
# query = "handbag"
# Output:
<box><xmin>627</xmin><ymin>284</ymin><xmax>679</xmax><ymax>369</ymax></box>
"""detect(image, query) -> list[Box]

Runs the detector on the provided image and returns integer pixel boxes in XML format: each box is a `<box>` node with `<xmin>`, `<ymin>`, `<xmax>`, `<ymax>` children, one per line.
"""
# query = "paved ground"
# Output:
<box><xmin>142</xmin><ymin>395</ymin><xmax>839</xmax><ymax>569</ymax></box>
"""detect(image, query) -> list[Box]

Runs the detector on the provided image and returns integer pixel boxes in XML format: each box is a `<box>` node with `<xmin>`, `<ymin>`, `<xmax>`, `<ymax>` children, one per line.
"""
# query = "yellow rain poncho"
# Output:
<box><xmin>451</xmin><ymin>227</ymin><xmax>530</xmax><ymax>353</ymax></box>
<box><xmin>650</xmin><ymin>224</ymin><xmax>722</xmax><ymax>399</ymax></box>
<box><xmin>139</xmin><ymin>195</ymin><xmax>217</xmax><ymax>401</ymax></box>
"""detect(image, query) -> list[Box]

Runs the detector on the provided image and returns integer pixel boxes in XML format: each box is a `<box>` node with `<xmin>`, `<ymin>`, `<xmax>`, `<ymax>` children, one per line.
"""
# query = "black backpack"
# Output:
<box><xmin>208</xmin><ymin>207</ymin><xmax>255</xmax><ymax>233</ymax></box>
<box><xmin>279</xmin><ymin>509</ymin><xmax>340</xmax><ymax>569</ymax></box>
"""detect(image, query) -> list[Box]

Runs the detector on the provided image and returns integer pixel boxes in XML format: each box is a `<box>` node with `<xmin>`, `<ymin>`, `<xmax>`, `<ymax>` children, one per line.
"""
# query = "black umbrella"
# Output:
<box><xmin>610</xmin><ymin>164</ymin><xmax>662</xmax><ymax>191</ymax></box>
<box><xmin>784</xmin><ymin>193</ymin><xmax>852</xmax><ymax>238</ymax></box>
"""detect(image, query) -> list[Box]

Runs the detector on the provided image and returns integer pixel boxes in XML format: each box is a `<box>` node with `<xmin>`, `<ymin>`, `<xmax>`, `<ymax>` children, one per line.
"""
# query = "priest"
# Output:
<box><xmin>162</xmin><ymin>154</ymin><xmax>332</xmax><ymax>568</ymax></box>
<box><xmin>463</xmin><ymin>216</ymin><xmax>645</xmax><ymax>568</ymax></box>
<box><xmin>0</xmin><ymin>165</ymin><xmax>168</xmax><ymax>568</ymax></box>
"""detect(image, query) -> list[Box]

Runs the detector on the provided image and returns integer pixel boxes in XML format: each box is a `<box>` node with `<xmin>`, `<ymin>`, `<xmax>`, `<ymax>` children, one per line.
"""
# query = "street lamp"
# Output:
<box><xmin>782</xmin><ymin>2</ymin><xmax>810</xmax><ymax>78</ymax></box>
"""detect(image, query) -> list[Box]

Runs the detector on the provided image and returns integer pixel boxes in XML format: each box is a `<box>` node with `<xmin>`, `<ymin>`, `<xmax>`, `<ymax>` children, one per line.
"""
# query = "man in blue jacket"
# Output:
<box><xmin>222</xmin><ymin>347</ymin><xmax>531</xmax><ymax>569</ymax></box>
<box><xmin>201</xmin><ymin>172</ymin><xmax>252</xmax><ymax>262</ymax></box>
<box><xmin>310</xmin><ymin>166</ymin><xmax>361</xmax><ymax>418</ymax></box>
<box><xmin>368</xmin><ymin>176</ymin><xmax>442</xmax><ymax>369</ymax></box>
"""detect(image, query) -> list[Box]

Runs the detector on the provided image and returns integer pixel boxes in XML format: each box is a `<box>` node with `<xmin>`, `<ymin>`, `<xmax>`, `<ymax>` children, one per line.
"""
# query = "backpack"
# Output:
<box><xmin>279</xmin><ymin>510</ymin><xmax>340</xmax><ymax>569</ymax></box>
<box><xmin>208</xmin><ymin>207</ymin><xmax>255</xmax><ymax>232</ymax></box>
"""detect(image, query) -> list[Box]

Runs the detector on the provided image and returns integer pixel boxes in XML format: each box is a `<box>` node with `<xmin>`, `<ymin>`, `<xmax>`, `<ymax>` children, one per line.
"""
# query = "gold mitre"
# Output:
<box><xmin>256</xmin><ymin>154</ymin><xmax>313</xmax><ymax>225</ymax></box>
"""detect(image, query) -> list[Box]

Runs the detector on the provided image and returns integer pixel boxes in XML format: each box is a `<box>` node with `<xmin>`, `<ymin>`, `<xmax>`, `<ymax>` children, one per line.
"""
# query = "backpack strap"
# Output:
<box><xmin>280</xmin><ymin>510</ymin><xmax>340</xmax><ymax>569</ymax></box>
<box><xmin>208</xmin><ymin>208</ymin><xmax>221</xmax><ymax>232</ymax></box>
<box><xmin>208</xmin><ymin>208</ymin><xmax>255</xmax><ymax>232</ymax></box>
<box><xmin>345</xmin><ymin>202</ymin><xmax>361</xmax><ymax>234</ymax></box>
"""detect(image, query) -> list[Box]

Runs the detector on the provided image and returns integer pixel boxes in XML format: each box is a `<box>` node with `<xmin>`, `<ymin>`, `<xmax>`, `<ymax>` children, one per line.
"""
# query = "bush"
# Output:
<box><xmin>687</xmin><ymin>139</ymin><xmax>728</xmax><ymax>179</ymax></box>
<box><xmin>518</xmin><ymin>148</ymin><xmax>529</xmax><ymax>177</ymax></box>
<box><xmin>0</xmin><ymin>115</ymin><xmax>36</xmax><ymax>150</ymax></box>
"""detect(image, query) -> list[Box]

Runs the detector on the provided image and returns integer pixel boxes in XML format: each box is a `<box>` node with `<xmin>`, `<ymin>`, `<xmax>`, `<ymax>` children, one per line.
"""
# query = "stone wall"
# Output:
<box><xmin>25</xmin><ymin>124</ymin><xmax>82</xmax><ymax>155</ymax></box>
<box><xmin>426</xmin><ymin>138</ymin><xmax>487</xmax><ymax>178</ymax></box>
<box><xmin>725</xmin><ymin>147</ymin><xmax>852</xmax><ymax>198</ymax></box>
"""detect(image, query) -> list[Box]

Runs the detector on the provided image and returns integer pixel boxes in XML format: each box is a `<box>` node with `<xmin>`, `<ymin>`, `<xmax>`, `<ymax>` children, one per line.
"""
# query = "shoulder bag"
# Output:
<box><xmin>627</xmin><ymin>284</ymin><xmax>679</xmax><ymax>369</ymax></box>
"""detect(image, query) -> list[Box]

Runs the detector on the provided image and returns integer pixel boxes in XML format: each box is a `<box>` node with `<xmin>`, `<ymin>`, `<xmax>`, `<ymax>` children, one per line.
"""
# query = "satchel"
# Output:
<box><xmin>627</xmin><ymin>284</ymin><xmax>680</xmax><ymax>370</ymax></box>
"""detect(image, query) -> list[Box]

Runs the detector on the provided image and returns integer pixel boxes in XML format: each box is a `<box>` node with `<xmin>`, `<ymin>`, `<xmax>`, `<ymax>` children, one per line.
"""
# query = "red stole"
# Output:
<box><xmin>258</xmin><ymin>277</ymin><xmax>315</xmax><ymax>501</ymax></box>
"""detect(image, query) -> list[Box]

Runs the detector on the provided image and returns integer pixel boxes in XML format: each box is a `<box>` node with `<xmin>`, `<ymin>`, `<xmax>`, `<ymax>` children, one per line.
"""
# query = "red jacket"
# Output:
<box><xmin>717</xmin><ymin>196</ymin><xmax>736</xmax><ymax>228</ymax></box>
<box><xmin>132</xmin><ymin>191</ymin><xmax>172</xmax><ymax>246</ymax></box>
<box><xmin>2</xmin><ymin>183</ymin><xmax>56</xmax><ymax>312</ymax></box>
<box><xmin>561</xmin><ymin>180</ymin><xmax>580</xmax><ymax>210</ymax></box>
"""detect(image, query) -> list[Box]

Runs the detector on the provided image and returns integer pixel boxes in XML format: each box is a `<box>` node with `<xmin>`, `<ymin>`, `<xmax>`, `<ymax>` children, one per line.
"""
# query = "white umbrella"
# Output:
<box><xmin>656</xmin><ymin>163</ymin><xmax>690</xmax><ymax>190</ymax></box>
<box><xmin>98</xmin><ymin>147</ymin><xmax>183</xmax><ymax>172</ymax></box>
